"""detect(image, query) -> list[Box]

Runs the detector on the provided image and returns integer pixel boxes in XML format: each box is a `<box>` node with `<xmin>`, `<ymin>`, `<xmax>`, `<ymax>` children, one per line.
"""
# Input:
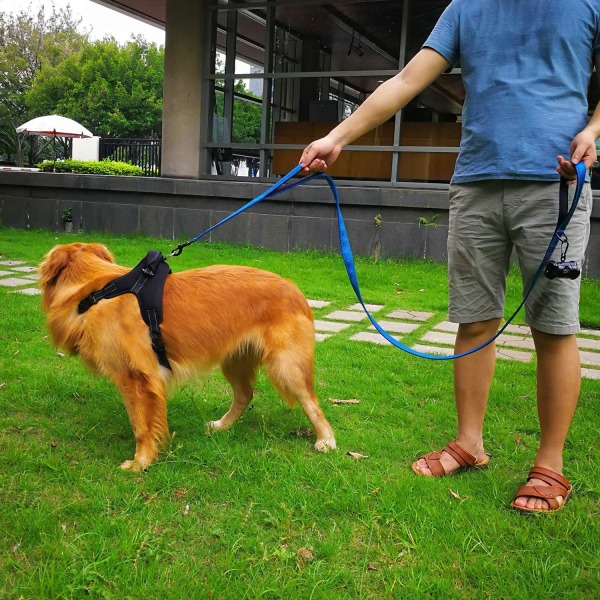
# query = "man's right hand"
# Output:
<box><xmin>299</xmin><ymin>135</ymin><xmax>343</xmax><ymax>173</ymax></box>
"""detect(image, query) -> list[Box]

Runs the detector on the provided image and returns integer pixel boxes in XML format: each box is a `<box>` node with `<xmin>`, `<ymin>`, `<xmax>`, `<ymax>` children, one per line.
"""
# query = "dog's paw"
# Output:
<box><xmin>314</xmin><ymin>438</ymin><xmax>337</xmax><ymax>452</ymax></box>
<box><xmin>120</xmin><ymin>458</ymin><xmax>149</xmax><ymax>472</ymax></box>
<box><xmin>207</xmin><ymin>419</ymin><xmax>228</xmax><ymax>432</ymax></box>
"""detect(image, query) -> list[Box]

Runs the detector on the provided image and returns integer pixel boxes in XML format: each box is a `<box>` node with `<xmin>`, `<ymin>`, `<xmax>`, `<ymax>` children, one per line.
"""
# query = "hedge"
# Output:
<box><xmin>36</xmin><ymin>159</ymin><xmax>144</xmax><ymax>176</ymax></box>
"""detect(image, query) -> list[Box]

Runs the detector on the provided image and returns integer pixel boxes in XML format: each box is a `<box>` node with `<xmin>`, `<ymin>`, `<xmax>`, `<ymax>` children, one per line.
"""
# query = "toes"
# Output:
<box><xmin>120</xmin><ymin>459</ymin><xmax>147</xmax><ymax>472</ymax></box>
<box><xmin>314</xmin><ymin>438</ymin><xmax>336</xmax><ymax>452</ymax></box>
<box><xmin>413</xmin><ymin>458</ymin><xmax>432</xmax><ymax>476</ymax></box>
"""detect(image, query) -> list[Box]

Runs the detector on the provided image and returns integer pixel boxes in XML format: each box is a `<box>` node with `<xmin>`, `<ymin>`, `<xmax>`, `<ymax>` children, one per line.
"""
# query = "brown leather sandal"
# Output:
<box><xmin>411</xmin><ymin>440</ymin><xmax>491</xmax><ymax>478</ymax></box>
<box><xmin>510</xmin><ymin>466</ymin><xmax>573</xmax><ymax>513</ymax></box>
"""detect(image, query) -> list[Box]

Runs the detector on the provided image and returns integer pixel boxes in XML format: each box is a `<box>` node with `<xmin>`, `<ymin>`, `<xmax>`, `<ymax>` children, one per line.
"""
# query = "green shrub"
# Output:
<box><xmin>36</xmin><ymin>158</ymin><xmax>144</xmax><ymax>176</ymax></box>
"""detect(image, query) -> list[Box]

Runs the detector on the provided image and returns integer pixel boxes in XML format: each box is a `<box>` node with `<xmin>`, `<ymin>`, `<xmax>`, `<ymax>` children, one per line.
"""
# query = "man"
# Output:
<box><xmin>300</xmin><ymin>0</ymin><xmax>600</xmax><ymax>513</ymax></box>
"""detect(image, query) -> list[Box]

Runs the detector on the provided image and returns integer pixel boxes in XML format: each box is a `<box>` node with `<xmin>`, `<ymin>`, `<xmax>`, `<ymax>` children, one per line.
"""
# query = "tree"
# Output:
<box><xmin>0</xmin><ymin>2</ymin><xmax>88</xmax><ymax>165</ymax></box>
<box><xmin>27</xmin><ymin>37</ymin><xmax>164</xmax><ymax>139</ymax></box>
<box><xmin>214</xmin><ymin>54</ymin><xmax>262</xmax><ymax>145</ymax></box>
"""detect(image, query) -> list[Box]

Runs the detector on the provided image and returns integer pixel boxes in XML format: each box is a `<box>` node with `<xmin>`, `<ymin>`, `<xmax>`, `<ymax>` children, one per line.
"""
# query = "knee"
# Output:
<box><xmin>458</xmin><ymin>319</ymin><xmax>501</xmax><ymax>340</ymax></box>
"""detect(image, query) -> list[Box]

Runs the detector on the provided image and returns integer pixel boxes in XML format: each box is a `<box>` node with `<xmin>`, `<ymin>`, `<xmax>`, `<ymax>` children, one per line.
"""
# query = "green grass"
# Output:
<box><xmin>0</xmin><ymin>228</ymin><xmax>599</xmax><ymax>599</ymax></box>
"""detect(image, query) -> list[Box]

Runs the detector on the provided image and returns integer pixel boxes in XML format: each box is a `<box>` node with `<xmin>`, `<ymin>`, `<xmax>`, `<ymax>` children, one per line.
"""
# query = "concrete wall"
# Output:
<box><xmin>1</xmin><ymin>172</ymin><xmax>599</xmax><ymax>278</ymax></box>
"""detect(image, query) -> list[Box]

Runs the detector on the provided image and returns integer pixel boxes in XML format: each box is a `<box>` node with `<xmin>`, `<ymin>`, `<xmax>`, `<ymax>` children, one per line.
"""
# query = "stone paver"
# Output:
<box><xmin>411</xmin><ymin>344</ymin><xmax>453</xmax><ymax>356</ymax></box>
<box><xmin>582</xmin><ymin>367</ymin><xmax>600</xmax><ymax>380</ymax></box>
<box><xmin>315</xmin><ymin>332</ymin><xmax>331</xmax><ymax>342</ymax></box>
<box><xmin>580</xmin><ymin>328</ymin><xmax>600</xmax><ymax>337</ymax></box>
<box><xmin>347</xmin><ymin>303</ymin><xmax>384</xmax><ymax>312</ymax></box>
<box><xmin>580</xmin><ymin>350</ymin><xmax>600</xmax><ymax>367</ymax></box>
<box><xmin>314</xmin><ymin>320</ymin><xmax>351</xmax><ymax>333</ymax></box>
<box><xmin>421</xmin><ymin>330</ymin><xmax>536</xmax><ymax>351</ymax></box>
<box><xmin>577</xmin><ymin>337</ymin><xmax>600</xmax><ymax>350</ymax></box>
<box><xmin>308</xmin><ymin>299</ymin><xmax>331</xmax><ymax>309</ymax></box>
<box><xmin>0</xmin><ymin>260</ymin><xmax>24</xmax><ymax>266</ymax></box>
<box><xmin>434</xmin><ymin>320</ymin><xmax>531</xmax><ymax>336</ymax></box>
<box><xmin>0</xmin><ymin>270</ymin><xmax>13</xmax><ymax>277</ymax></box>
<box><xmin>411</xmin><ymin>343</ymin><xmax>532</xmax><ymax>362</ymax></box>
<box><xmin>12</xmin><ymin>288</ymin><xmax>41</xmax><ymax>296</ymax></box>
<box><xmin>367</xmin><ymin>321</ymin><xmax>420</xmax><ymax>334</ymax></box>
<box><xmin>386</xmin><ymin>309</ymin><xmax>434</xmax><ymax>322</ymax></box>
<box><xmin>350</xmin><ymin>331</ymin><xmax>400</xmax><ymax>345</ymax></box>
<box><xmin>0</xmin><ymin>277</ymin><xmax>35</xmax><ymax>287</ymax></box>
<box><xmin>496</xmin><ymin>347</ymin><xmax>533</xmax><ymax>362</ymax></box>
<box><xmin>10</xmin><ymin>266</ymin><xmax>37</xmax><ymax>273</ymax></box>
<box><xmin>324</xmin><ymin>310</ymin><xmax>367</xmax><ymax>322</ymax></box>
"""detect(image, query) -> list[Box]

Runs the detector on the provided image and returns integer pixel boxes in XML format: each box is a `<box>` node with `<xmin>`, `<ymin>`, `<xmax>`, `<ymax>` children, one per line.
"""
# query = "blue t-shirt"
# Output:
<box><xmin>424</xmin><ymin>0</ymin><xmax>600</xmax><ymax>183</ymax></box>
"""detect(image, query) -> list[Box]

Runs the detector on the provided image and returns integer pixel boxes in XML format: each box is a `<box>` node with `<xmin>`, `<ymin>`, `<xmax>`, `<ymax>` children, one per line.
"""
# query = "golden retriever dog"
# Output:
<box><xmin>39</xmin><ymin>242</ymin><xmax>336</xmax><ymax>471</ymax></box>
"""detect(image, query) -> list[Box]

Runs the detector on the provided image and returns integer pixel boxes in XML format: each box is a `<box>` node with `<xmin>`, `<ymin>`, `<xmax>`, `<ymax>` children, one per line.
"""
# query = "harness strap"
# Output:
<box><xmin>78</xmin><ymin>250</ymin><xmax>172</xmax><ymax>369</ymax></box>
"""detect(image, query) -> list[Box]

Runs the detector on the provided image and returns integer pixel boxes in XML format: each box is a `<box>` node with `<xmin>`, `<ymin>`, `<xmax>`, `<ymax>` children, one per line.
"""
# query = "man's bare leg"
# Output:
<box><xmin>512</xmin><ymin>329</ymin><xmax>580</xmax><ymax>510</ymax></box>
<box><xmin>413</xmin><ymin>318</ymin><xmax>500</xmax><ymax>475</ymax></box>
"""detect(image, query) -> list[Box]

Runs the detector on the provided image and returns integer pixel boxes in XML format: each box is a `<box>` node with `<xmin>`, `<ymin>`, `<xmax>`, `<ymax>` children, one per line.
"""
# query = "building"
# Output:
<box><xmin>1</xmin><ymin>0</ymin><xmax>599</xmax><ymax>275</ymax></box>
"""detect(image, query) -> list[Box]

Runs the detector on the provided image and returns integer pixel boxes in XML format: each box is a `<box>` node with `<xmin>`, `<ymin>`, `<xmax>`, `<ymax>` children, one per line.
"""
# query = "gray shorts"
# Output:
<box><xmin>447</xmin><ymin>180</ymin><xmax>593</xmax><ymax>335</ymax></box>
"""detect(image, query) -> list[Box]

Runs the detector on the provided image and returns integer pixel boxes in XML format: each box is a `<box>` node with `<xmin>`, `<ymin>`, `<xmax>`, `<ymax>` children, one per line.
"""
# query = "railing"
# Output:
<box><xmin>99</xmin><ymin>138</ymin><xmax>161</xmax><ymax>177</ymax></box>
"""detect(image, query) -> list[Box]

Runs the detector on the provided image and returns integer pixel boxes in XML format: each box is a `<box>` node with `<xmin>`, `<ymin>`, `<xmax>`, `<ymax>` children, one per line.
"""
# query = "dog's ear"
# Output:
<box><xmin>86</xmin><ymin>243</ymin><xmax>115</xmax><ymax>264</ymax></box>
<box><xmin>39</xmin><ymin>245</ymin><xmax>73</xmax><ymax>289</ymax></box>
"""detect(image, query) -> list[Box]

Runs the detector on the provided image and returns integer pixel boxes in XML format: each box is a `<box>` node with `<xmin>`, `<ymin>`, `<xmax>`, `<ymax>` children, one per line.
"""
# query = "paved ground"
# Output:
<box><xmin>2</xmin><ymin>258</ymin><xmax>599</xmax><ymax>380</ymax></box>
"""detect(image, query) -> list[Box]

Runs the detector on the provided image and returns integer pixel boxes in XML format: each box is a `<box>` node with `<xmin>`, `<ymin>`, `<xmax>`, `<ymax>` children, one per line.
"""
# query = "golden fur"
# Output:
<box><xmin>39</xmin><ymin>242</ymin><xmax>336</xmax><ymax>471</ymax></box>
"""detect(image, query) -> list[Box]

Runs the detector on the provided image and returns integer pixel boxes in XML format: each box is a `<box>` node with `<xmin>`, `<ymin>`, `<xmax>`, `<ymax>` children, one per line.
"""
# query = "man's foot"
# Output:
<box><xmin>511</xmin><ymin>466</ymin><xmax>572</xmax><ymax>513</ymax></box>
<box><xmin>412</xmin><ymin>440</ymin><xmax>490</xmax><ymax>477</ymax></box>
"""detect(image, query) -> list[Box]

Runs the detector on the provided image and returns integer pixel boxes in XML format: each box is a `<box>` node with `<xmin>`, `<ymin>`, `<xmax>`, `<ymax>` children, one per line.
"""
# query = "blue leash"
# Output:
<box><xmin>167</xmin><ymin>162</ymin><xmax>587</xmax><ymax>360</ymax></box>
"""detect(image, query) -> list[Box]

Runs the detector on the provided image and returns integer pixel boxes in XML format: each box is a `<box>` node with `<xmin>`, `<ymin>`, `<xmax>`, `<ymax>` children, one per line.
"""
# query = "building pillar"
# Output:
<box><xmin>161</xmin><ymin>0</ymin><xmax>206</xmax><ymax>178</ymax></box>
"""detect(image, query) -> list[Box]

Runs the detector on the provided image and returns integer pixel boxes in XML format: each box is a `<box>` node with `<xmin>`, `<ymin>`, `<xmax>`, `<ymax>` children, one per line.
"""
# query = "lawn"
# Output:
<box><xmin>0</xmin><ymin>228</ymin><xmax>598</xmax><ymax>599</ymax></box>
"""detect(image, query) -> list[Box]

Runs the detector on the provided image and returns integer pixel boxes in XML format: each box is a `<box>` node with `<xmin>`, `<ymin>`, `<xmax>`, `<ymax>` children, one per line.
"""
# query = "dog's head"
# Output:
<box><xmin>39</xmin><ymin>243</ymin><xmax>115</xmax><ymax>309</ymax></box>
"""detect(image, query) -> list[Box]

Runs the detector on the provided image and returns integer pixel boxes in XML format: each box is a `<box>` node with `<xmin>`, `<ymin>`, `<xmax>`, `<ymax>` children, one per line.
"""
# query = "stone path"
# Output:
<box><xmin>1</xmin><ymin>258</ymin><xmax>599</xmax><ymax>380</ymax></box>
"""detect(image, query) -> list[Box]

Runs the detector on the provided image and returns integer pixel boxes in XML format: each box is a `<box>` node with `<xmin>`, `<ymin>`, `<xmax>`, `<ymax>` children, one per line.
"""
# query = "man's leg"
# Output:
<box><xmin>413</xmin><ymin>318</ymin><xmax>500</xmax><ymax>475</ymax></box>
<box><xmin>511</xmin><ymin>329</ymin><xmax>580</xmax><ymax>510</ymax></box>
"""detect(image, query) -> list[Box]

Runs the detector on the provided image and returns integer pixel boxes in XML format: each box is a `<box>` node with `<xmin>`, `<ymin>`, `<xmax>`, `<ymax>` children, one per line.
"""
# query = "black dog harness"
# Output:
<box><xmin>78</xmin><ymin>250</ymin><xmax>172</xmax><ymax>369</ymax></box>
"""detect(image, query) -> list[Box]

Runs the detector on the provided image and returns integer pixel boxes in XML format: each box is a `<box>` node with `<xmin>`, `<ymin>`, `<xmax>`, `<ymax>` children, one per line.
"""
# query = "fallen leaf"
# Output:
<box><xmin>50</xmin><ymin>440</ymin><xmax>57</xmax><ymax>448</ymax></box>
<box><xmin>367</xmin><ymin>564</ymin><xmax>379</xmax><ymax>571</ymax></box>
<box><xmin>328</xmin><ymin>398</ymin><xmax>360</xmax><ymax>405</ymax></box>
<box><xmin>448</xmin><ymin>488</ymin><xmax>467</xmax><ymax>501</ymax></box>
<box><xmin>57</xmin><ymin>352</ymin><xmax>65</xmax><ymax>358</ymax></box>
<box><xmin>347</xmin><ymin>451</ymin><xmax>369</xmax><ymax>460</ymax></box>
<box><xmin>371</xmin><ymin>487</ymin><xmax>380</xmax><ymax>495</ymax></box>
<box><xmin>515</xmin><ymin>435</ymin><xmax>522</xmax><ymax>446</ymax></box>
<box><xmin>175</xmin><ymin>488</ymin><xmax>188</xmax><ymax>498</ymax></box>
<box><xmin>296</xmin><ymin>547</ymin><xmax>314</xmax><ymax>565</ymax></box>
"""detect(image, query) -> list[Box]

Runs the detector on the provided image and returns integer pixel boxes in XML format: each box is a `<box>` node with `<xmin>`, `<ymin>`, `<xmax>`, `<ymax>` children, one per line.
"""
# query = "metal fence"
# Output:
<box><xmin>99</xmin><ymin>138</ymin><xmax>161</xmax><ymax>176</ymax></box>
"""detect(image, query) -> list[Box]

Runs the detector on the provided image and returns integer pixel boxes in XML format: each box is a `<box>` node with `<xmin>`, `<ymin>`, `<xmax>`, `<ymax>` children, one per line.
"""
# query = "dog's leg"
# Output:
<box><xmin>209</xmin><ymin>351</ymin><xmax>260</xmax><ymax>431</ymax></box>
<box><xmin>113</xmin><ymin>370</ymin><xmax>169</xmax><ymax>471</ymax></box>
<box><xmin>266</xmin><ymin>347</ymin><xmax>336</xmax><ymax>452</ymax></box>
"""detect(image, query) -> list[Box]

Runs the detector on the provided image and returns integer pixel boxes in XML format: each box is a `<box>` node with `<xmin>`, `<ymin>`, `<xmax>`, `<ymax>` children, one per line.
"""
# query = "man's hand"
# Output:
<box><xmin>299</xmin><ymin>135</ymin><xmax>343</xmax><ymax>173</ymax></box>
<box><xmin>556</xmin><ymin>128</ymin><xmax>598</xmax><ymax>182</ymax></box>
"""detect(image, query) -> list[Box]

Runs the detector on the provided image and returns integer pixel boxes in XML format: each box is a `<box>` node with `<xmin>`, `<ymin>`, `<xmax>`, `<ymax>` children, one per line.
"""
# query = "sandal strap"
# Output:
<box><xmin>442</xmin><ymin>440</ymin><xmax>478</xmax><ymax>468</ymax></box>
<box><xmin>527</xmin><ymin>466</ymin><xmax>571</xmax><ymax>494</ymax></box>
<box><xmin>422</xmin><ymin>450</ymin><xmax>446</xmax><ymax>477</ymax></box>
<box><xmin>513</xmin><ymin>485</ymin><xmax>565</xmax><ymax>511</ymax></box>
